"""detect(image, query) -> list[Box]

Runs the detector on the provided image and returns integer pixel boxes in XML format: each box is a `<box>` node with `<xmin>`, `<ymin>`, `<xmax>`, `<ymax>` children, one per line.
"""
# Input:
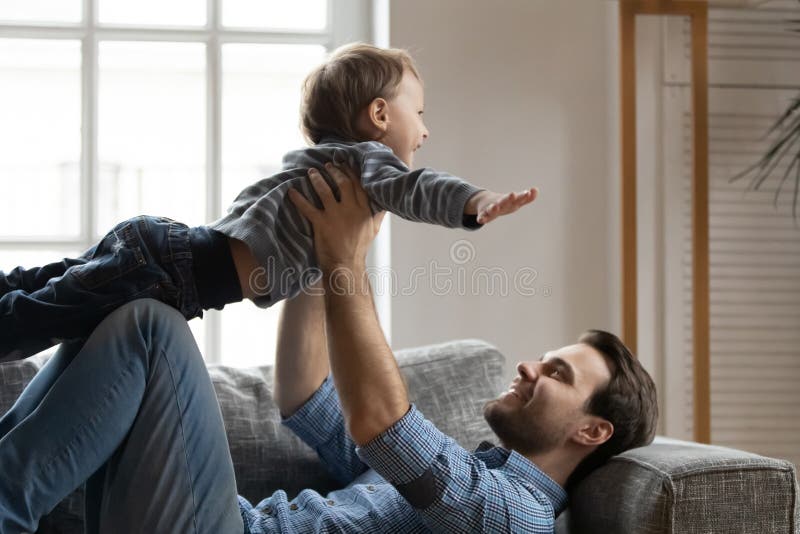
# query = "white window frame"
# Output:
<box><xmin>0</xmin><ymin>0</ymin><xmax>389</xmax><ymax>363</ymax></box>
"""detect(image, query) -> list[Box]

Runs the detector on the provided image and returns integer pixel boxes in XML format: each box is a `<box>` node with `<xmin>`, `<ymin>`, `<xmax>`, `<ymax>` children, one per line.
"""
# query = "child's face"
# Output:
<box><xmin>380</xmin><ymin>70</ymin><xmax>429</xmax><ymax>167</ymax></box>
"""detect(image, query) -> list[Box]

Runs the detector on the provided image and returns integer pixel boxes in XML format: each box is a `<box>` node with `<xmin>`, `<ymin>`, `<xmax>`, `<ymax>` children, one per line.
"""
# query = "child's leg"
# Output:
<box><xmin>0</xmin><ymin>216</ymin><xmax>202</xmax><ymax>363</ymax></box>
<box><xmin>0</xmin><ymin>257</ymin><xmax>87</xmax><ymax>296</ymax></box>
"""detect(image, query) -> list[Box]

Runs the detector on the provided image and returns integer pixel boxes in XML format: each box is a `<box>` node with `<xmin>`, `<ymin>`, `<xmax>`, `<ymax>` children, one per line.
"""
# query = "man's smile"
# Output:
<box><xmin>505</xmin><ymin>382</ymin><xmax>533</xmax><ymax>404</ymax></box>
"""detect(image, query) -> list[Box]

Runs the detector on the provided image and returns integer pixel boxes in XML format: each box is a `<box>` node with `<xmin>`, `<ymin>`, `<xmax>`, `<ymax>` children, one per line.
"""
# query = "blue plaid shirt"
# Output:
<box><xmin>238</xmin><ymin>376</ymin><xmax>567</xmax><ymax>533</ymax></box>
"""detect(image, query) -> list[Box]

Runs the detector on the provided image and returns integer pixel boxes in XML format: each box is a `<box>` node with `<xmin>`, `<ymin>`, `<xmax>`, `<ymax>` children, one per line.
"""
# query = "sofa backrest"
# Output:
<box><xmin>210</xmin><ymin>338</ymin><xmax>506</xmax><ymax>502</ymax></box>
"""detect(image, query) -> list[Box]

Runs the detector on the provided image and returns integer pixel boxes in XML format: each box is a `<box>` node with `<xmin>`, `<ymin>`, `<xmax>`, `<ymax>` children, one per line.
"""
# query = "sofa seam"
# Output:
<box><xmin>612</xmin><ymin>455</ymin><xmax>795</xmax><ymax>480</ymax></box>
<box><xmin>665</xmin><ymin>474</ymin><xmax>676</xmax><ymax>534</ymax></box>
<box><xmin>162</xmin><ymin>347</ymin><xmax>200</xmax><ymax>534</ymax></box>
<box><xmin>396</xmin><ymin>348</ymin><xmax>505</xmax><ymax>369</ymax></box>
<box><xmin>790</xmin><ymin>465</ymin><xmax>798</xmax><ymax>534</ymax></box>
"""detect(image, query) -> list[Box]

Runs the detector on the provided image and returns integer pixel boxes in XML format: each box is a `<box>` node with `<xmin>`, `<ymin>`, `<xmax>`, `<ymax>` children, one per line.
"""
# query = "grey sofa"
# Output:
<box><xmin>1</xmin><ymin>339</ymin><xmax>798</xmax><ymax>533</ymax></box>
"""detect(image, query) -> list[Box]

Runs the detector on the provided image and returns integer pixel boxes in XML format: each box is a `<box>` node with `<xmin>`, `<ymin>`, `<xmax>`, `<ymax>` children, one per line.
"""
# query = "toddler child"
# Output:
<box><xmin>0</xmin><ymin>43</ymin><xmax>537</xmax><ymax>362</ymax></box>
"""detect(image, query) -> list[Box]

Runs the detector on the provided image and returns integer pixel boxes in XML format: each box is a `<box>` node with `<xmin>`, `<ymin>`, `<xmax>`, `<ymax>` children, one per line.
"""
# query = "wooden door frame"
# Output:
<box><xmin>619</xmin><ymin>0</ymin><xmax>710</xmax><ymax>443</ymax></box>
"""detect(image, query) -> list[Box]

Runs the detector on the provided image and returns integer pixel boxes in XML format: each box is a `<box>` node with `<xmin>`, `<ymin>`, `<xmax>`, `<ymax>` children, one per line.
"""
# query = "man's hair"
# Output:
<box><xmin>565</xmin><ymin>329</ymin><xmax>658</xmax><ymax>492</ymax></box>
<box><xmin>300</xmin><ymin>43</ymin><xmax>421</xmax><ymax>145</ymax></box>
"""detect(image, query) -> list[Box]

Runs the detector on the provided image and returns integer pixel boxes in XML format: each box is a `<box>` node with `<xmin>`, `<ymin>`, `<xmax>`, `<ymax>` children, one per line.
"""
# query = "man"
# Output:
<box><xmin>0</xmin><ymin>164</ymin><xmax>657</xmax><ymax>533</ymax></box>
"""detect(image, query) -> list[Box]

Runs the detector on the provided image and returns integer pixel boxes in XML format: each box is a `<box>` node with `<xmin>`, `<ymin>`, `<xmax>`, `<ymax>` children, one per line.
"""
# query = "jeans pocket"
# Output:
<box><xmin>71</xmin><ymin>221</ymin><xmax>147</xmax><ymax>290</ymax></box>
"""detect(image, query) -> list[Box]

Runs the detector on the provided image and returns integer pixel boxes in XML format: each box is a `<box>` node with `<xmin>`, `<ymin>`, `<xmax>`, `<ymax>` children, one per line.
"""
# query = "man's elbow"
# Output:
<box><xmin>347</xmin><ymin>404</ymin><xmax>410</xmax><ymax>445</ymax></box>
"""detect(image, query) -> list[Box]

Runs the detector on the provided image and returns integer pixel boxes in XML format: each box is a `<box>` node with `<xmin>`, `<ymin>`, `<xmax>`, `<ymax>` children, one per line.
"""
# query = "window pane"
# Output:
<box><xmin>219</xmin><ymin>44</ymin><xmax>323</xmax><ymax>367</ymax></box>
<box><xmin>223</xmin><ymin>0</ymin><xmax>327</xmax><ymax>31</ymax></box>
<box><xmin>0</xmin><ymin>39</ymin><xmax>81</xmax><ymax>239</ymax></box>
<box><xmin>99</xmin><ymin>0</ymin><xmax>205</xmax><ymax>26</ymax></box>
<box><xmin>220</xmin><ymin>300</ymin><xmax>282</xmax><ymax>367</ymax></box>
<box><xmin>98</xmin><ymin>42</ymin><xmax>205</xmax><ymax>237</ymax></box>
<box><xmin>221</xmin><ymin>44</ymin><xmax>325</xmax><ymax>211</ymax></box>
<box><xmin>0</xmin><ymin>0</ymin><xmax>81</xmax><ymax>24</ymax></box>
<box><xmin>0</xmin><ymin>248</ymin><xmax>81</xmax><ymax>273</ymax></box>
<box><xmin>187</xmin><ymin>316</ymin><xmax>206</xmax><ymax>360</ymax></box>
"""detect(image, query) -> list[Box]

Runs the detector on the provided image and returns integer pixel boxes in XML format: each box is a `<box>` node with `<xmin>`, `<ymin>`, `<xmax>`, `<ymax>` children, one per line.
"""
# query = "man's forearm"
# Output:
<box><xmin>274</xmin><ymin>280</ymin><xmax>330</xmax><ymax>417</ymax></box>
<box><xmin>323</xmin><ymin>267</ymin><xmax>410</xmax><ymax>445</ymax></box>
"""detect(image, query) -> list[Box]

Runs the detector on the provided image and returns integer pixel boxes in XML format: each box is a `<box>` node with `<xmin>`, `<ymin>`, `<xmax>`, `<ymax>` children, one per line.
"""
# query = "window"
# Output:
<box><xmin>0</xmin><ymin>0</ymin><xmax>376</xmax><ymax>366</ymax></box>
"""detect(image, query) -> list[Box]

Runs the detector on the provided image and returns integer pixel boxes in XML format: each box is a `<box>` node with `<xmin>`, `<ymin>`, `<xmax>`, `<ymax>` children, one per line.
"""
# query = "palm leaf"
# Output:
<box><xmin>729</xmin><ymin>2</ymin><xmax>800</xmax><ymax>223</ymax></box>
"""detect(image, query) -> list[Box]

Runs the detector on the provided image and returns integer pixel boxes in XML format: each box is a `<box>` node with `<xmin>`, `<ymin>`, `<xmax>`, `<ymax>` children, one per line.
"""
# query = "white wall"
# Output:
<box><xmin>389</xmin><ymin>0</ymin><xmax>632</xmax><ymax>383</ymax></box>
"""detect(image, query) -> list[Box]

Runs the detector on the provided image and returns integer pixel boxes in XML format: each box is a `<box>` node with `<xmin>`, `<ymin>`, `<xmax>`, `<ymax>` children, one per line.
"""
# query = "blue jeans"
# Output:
<box><xmin>0</xmin><ymin>216</ymin><xmax>202</xmax><ymax>362</ymax></box>
<box><xmin>0</xmin><ymin>299</ymin><xmax>243</xmax><ymax>533</ymax></box>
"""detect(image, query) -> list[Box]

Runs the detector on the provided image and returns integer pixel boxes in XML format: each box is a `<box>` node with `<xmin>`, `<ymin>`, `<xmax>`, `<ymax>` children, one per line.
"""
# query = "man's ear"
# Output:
<box><xmin>367</xmin><ymin>97</ymin><xmax>389</xmax><ymax>133</ymax></box>
<box><xmin>573</xmin><ymin>417</ymin><xmax>614</xmax><ymax>447</ymax></box>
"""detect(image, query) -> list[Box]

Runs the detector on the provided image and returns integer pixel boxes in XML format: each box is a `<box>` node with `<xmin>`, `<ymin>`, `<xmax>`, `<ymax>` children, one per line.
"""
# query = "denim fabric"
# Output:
<box><xmin>0</xmin><ymin>216</ymin><xmax>202</xmax><ymax>362</ymax></box>
<box><xmin>0</xmin><ymin>299</ymin><xmax>243</xmax><ymax>534</ymax></box>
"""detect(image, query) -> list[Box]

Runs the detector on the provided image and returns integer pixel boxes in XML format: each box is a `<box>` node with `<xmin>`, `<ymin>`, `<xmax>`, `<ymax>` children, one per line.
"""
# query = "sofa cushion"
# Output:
<box><xmin>558</xmin><ymin>436</ymin><xmax>800</xmax><ymax>533</ymax></box>
<box><xmin>211</xmin><ymin>338</ymin><xmax>505</xmax><ymax>503</ymax></box>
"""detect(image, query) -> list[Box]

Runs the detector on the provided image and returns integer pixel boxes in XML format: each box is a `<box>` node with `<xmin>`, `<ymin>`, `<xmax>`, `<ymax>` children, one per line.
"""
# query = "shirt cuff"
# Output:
<box><xmin>450</xmin><ymin>185</ymin><xmax>485</xmax><ymax>229</ymax></box>
<box><xmin>281</xmin><ymin>375</ymin><xmax>342</xmax><ymax>448</ymax></box>
<box><xmin>356</xmin><ymin>405</ymin><xmax>447</xmax><ymax>485</ymax></box>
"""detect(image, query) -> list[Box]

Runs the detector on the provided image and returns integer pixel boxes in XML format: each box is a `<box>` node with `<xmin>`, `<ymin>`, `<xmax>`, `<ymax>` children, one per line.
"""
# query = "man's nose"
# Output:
<box><xmin>516</xmin><ymin>361</ymin><xmax>540</xmax><ymax>381</ymax></box>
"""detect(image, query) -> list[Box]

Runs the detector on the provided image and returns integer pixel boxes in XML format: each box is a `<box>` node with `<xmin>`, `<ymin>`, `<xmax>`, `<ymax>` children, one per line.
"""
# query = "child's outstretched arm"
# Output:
<box><xmin>464</xmin><ymin>187</ymin><xmax>539</xmax><ymax>225</ymax></box>
<box><xmin>358</xmin><ymin>144</ymin><xmax>537</xmax><ymax>230</ymax></box>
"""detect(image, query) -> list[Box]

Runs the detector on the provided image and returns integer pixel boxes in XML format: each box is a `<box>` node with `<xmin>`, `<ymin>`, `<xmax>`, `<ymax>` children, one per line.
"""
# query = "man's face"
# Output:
<box><xmin>484</xmin><ymin>343</ymin><xmax>613</xmax><ymax>456</ymax></box>
<box><xmin>379</xmin><ymin>70</ymin><xmax>429</xmax><ymax>167</ymax></box>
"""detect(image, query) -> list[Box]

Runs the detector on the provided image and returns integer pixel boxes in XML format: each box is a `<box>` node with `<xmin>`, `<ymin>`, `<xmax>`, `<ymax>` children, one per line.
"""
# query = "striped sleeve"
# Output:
<box><xmin>357</xmin><ymin>144</ymin><xmax>485</xmax><ymax>229</ymax></box>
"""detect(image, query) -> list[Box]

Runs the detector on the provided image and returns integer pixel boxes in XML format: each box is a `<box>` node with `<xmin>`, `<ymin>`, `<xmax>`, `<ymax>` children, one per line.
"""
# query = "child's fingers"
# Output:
<box><xmin>515</xmin><ymin>192</ymin><xmax>533</xmax><ymax>207</ymax></box>
<box><xmin>288</xmin><ymin>187</ymin><xmax>320</xmax><ymax>224</ymax></box>
<box><xmin>520</xmin><ymin>187</ymin><xmax>538</xmax><ymax>203</ymax></box>
<box><xmin>511</xmin><ymin>188</ymin><xmax>538</xmax><ymax>208</ymax></box>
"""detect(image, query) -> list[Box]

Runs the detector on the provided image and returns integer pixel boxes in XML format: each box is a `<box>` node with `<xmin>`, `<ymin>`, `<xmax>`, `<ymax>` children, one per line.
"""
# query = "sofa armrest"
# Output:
<box><xmin>556</xmin><ymin>436</ymin><xmax>799</xmax><ymax>534</ymax></box>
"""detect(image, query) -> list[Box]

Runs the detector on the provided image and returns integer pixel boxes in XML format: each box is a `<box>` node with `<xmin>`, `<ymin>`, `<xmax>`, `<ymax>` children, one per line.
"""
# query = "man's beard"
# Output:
<box><xmin>483</xmin><ymin>397</ymin><xmax>565</xmax><ymax>456</ymax></box>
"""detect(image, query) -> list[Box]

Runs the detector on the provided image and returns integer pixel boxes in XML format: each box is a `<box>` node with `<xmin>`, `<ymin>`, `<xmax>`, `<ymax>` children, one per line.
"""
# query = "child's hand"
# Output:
<box><xmin>465</xmin><ymin>187</ymin><xmax>538</xmax><ymax>225</ymax></box>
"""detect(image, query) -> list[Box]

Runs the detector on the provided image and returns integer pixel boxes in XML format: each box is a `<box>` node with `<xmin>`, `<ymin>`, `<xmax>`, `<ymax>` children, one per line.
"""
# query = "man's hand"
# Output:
<box><xmin>288</xmin><ymin>163</ymin><xmax>386</xmax><ymax>273</ymax></box>
<box><xmin>465</xmin><ymin>187</ymin><xmax>539</xmax><ymax>225</ymax></box>
<box><xmin>288</xmin><ymin>162</ymin><xmax>405</xmax><ymax>446</ymax></box>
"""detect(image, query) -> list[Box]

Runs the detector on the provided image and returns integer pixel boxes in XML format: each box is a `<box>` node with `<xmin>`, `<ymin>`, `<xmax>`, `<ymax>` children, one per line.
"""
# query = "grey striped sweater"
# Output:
<box><xmin>209</xmin><ymin>139</ymin><xmax>484</xmax><ymax>307</ymax></box>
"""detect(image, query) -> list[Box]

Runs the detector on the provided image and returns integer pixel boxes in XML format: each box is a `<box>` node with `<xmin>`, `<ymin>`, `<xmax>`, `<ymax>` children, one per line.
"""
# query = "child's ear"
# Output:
<box><xmin>368</xmin><ymin>97</ymin><xmax>389</xmax><ymax>133</ymax></box>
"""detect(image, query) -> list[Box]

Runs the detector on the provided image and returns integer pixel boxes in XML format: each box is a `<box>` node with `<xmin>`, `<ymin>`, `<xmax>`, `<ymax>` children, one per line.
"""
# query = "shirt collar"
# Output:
<box><xmin>474</xmin><ymin>442</ymin><xmax>568</xmax><ymax>514</ymax></box>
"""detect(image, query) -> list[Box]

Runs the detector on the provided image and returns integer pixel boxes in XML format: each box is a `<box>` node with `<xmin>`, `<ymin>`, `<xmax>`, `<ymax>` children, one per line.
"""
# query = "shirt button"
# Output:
<box><xmin>366</xmin><ymin>485</ymin><xmax>376</xmax><ymax>492</ymax></box>
<box><xmin>262</xmin><ymin>506</ymin><xmax>272</xmax><ymax>515</ymax></box>
<box><xmin>326</xmin><ymin>500</ymin><xmax>335</xmax><ymax>506</ymax></box>
<box><xmin>289</xmin><ymin>503</ymin><xmax>298</xmax><ymax>511</ymax></box>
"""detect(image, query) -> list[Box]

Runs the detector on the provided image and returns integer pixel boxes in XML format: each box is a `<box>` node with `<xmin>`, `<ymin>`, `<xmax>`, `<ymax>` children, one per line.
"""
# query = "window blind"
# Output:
<box><xmin>663</xmin><ymin>0</ymin><xmax>800</xmax><ymax>467</ymax></box>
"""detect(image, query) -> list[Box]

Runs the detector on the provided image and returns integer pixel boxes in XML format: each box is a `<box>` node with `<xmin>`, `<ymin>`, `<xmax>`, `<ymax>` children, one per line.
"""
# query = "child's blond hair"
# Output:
<box><xmin>300</xmin><ymin>43</ymin><xmax>420</xmax><ymax>145</ymax></box>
